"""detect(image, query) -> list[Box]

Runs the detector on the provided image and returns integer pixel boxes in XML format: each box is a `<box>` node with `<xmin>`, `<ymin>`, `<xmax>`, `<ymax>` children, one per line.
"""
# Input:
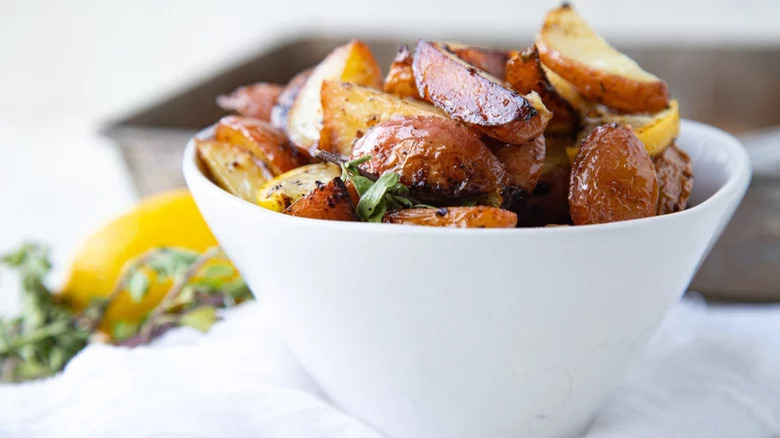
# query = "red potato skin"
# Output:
<box><xmin>452</xmin><ymin>46</ymin><xmax>510</xmax><ymax>79</ymax></box>
<box><xmin>215</xmin><ymin>116</ymin><xmax>308</xmax><ymax>176</ymax></box>
<box><xmin>284</xmin><ymin>178</ymin><xmax>358</xmax><ymax>221</ymax></box>
<box><xmin>413</xmin><ymin>41</ymin><xmax>550</xmax><ymax>144</ymax></box>
<box><xmin>217</xmin><ymin>82</ymin><xmax>283</xmax><ymax>121</ymax></box>
<box><xmin>351</xmin><ymin>115</ymin><xmax>506</xmax><ymax>202</ymax></box>
<box><xmin>270</xmin><ymin>69</ymin><xmax>313</xmax><ymax>133</ymax></box>
<box><xmin>487</xmin><ymin>135</ymin><xmax>546</xmax><ymax>194</ymax></box>
<box><xmin>384</xmin><ymin>206</ymin><xmax>518</xmax><ymax>228</ymax></box>
<box><xmin>654</xmin><ymin>143</ymin><xmax>693</xmax><ymax>214</ymax></box>
<box><xmin>569</xmin><ymin>124</ymin><xmax>659</xmax><ymax>225</ymax></box>
<box><xmin>384</xmin><ymin>45</ymin><xmax>420</xmax><ymax>99</ymax></box>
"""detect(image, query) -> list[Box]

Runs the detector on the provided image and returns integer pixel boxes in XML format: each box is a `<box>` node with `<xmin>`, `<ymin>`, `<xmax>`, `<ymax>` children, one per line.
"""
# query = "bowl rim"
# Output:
<box><xmin>183</xmin><ymin>119</ymin><xmax>752</xmax><ymax>236</ymax></box>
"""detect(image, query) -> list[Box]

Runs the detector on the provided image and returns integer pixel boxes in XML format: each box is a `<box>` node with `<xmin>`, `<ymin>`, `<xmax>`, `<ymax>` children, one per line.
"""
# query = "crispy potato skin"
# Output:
<box><xmin>270</xmin><ymin>69</ymin><xmax>312</xmax><ymax>132</ymax></box>
<box><xmin>505</xmin><ymin>47</ymin><xmax>579</xmax><ymax>135</ymax></box>
<box><xmin>413</xmin><ymin>41</ymin><xmax>551</xmax><ymax>144</ymax></box>
<box><xmin>217</xmin><ymin>82</ymin><xmax>283</xmax><ymax>121</ymax></box>
<box><xmin>384</xmin><ymin>206</ymin><xmax>517</xmax><ymax>228</ymax></box>
<box><xmin>488</xmin><ymin>135</ymin><xmax>546</xmax><ymax>194</ymax></box>
<box><xmin>536</xmin><ymin>5</ymin><xmax>670</xmax><ymax>113</ymax></box>
<box><xmin>284</xmin><ymin>178</ymin><xmax>358</xmax><ymax>221</ymax></box>
<box><xmin>654</xmin><ymin>143</ymin><xmax>693</xmax><ymax>214</ymax></box>
<box><xmin>320</xmin><ymin>81</ymin><xmax>447</xmax><ymax>156</ymax></box>
<box><xmin>384</xmin><ymin>45</ymin><xmax>419</xmax><ymax>99</ymax></box>
<box><xmin>196</xmin><ymin>140</ymin><xmax>273</xmax><ymax>202</ymax></box>
<box><xmin>351</xmin><ymin>115</ymin><xmax>506</xmax><ymax>201</ymax></box>
<box><xmin>451</xmin><ymin>46</ymin><xmax>509</xmax><ymax>79</ymax></box>
<box><xmin>569</xmin><ymin>124</ymin><xmax>658</xmax><ymax>225</ymax></box>
<box><xmin>215</xmin><ymin>116</ymin><xmax>308</xmax><ymax>176</ymax></box>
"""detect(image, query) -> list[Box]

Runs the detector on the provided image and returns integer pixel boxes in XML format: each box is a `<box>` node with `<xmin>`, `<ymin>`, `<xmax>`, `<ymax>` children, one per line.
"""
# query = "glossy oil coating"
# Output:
<box><xmin>384</xmin><ymin>206</ymin><xmax>517</xmax><ymax>228</ymax></box>
<box><xmin>654</xmin><ymin>143</ymin><xmax>694</xmax><ymax>214</ymax></box>
<box><xmin>284</xmin><ymin>178</ymin><xmax>358</xmax><ymax>221</ymax></box>
<box><xmin>488</xmin><ymin>135</ymin><xmax>546</xmax><ymax>193</ymax></box>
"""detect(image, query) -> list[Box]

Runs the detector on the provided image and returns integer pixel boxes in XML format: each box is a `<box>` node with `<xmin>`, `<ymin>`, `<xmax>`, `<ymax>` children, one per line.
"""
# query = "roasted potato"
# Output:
<box><xmin>569</xmin><ymin>124</ymin><xmax>658</xmax><ymax>225</ymax></box>
<box><xmin>284</xmin><ymin>178</ymin><xmax>358</xmax><ymax>221</ymax></box>
<box><xmin>413</xmin><ymin>41</ymin><xmax>551</xmax><ymax>145</ymax></box>
<box><xmin>217</xmin><ymin>82</ymin><xmax>282</xmax><ymax>121</ymax></box>
<box><xmin>270</xmin><ymin>69</ymin><xmax>312</xmax><ymax>133</ymax></box>
<box><xmin>654</xmin><ymin>143</ymin><xmax>693</xmax><ymax>215</ymax></box>
<box><xmin>488</xmin><ymin>135</ymin><xmax>546</xmax><ymax>194</ymax></box>
<box><xmin>536</xmin><ymin>5</ymin><xmax>670</xmax><ymax>114</ymax></box>
<box><xmin>352</xmin><ymin>115</ymin><xmax>506</xmax><ymax>201</ymax></box>
<box><xmin>513</xmin><ymin>136</ymin><xmax>572</xmax><ymax>226</ymax></box>
<box><xmin>286</xmin><ymin>40</ymin><xmax>383</xmax><ymax>154</ymax></box>
<box><xmin>215</xmin><ymin>116</ymin><xmax>307</xmax><ymax>176</ymax></box>
<box><xmin>319</xmin><ymin>81</ymin><xmax>447</xmax><ymax>156</ymax></box>
<box><xmin>451</xmin><ymin>45</ymin><xmax>510</xmax><ymax>79</ymax></box>
<box><xmin>196</xmin><ymin>140</ymin><xmax>273</xmax><ymax>202</ymax></box>
<box><xmin>384</xmin><ymin>206</ymin><xmax>517</xmax><ymax>228</ymax></box>
<box><xmin>505</xmin><ymin>47</ymin><xmax>579</xmax><ymax>135</ymax></box>
<box><xmin>384</xmin><ymin>45</ymin><xmax>419</xmax><ymax>99</ymax></box>
<box><xmin>257</xmin><ymin>162</ymin><xmax>342</xmax><ymax>212</ymax></box>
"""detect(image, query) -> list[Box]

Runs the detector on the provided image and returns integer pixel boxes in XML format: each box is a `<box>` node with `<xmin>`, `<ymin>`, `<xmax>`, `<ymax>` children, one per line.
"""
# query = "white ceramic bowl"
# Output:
<box><xmin>184</xmin><ymin>120</ymin><xmax>750</xmax><ymax>438</ymax></box>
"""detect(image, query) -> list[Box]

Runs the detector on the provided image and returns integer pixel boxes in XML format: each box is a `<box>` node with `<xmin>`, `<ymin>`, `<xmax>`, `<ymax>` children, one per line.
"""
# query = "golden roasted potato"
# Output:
<box><xmin>257</xmin><ymin>162</ymin><xmax>342</xmax><ymax>212</ymax></box>
<box><xmin>505</xmin><ymin>47</ymin><xmax>579</xmax><ymax>135</ymax></box>
<box><xmin>270</xmin><ymin>69</ymin><xmax>312</xmax><ymax>132</ymax></box>
<box><xmin>286</xmin><ymin>40</ymin><xmax>383</xmax><ymax>154</ymax></box>
<box><xmin>284</xmin><ymin>178</ymin><xmax>358</xmax><ymax>221</ymax></box>
<box><xmin>451</xmin><ymin>45</ymin><xmax>509</xmax><ymax>79</ymax></box>
<box><xmin>352</xmin><ymin>115</ymin><xmax>506</xmax><ymax>201</ymax></box>
<box><xmin>536</xmin><ymin>4</ymin><xmax>670</xmax><ymax>114</ymax></box>
<box><xmin>654</xmin><ymin>143</ymin><xmax>693</xmax><ymax>214</ymax></box>
<box><xmin>384</xmin><ymin>206</ymin><xmax>517</xmax><ymax>228</ymax></box>
<box><xmin>413</xmin><ymin>41</ymin><xmax>551</xmax><ymax>144</ymax></box>
<box><xmin>196</xmin><ymin>140</ymin><xmax>273</xmax><ymax>202</ymax></box>
<box><xmin>319</xmin><ymin>81</ymin><xmax>447</xmax><ymax>156</ymax></box>
<box><xmin>215</xmin><ymin>116</ymin><xmax>308</xmax><ymax>176</ymax></box>
<box><xmin>384</xmin><ymin>45</ymin><xmax>419</xmax><ymax>99</ymax></box>
<box><xmin>513</xmin><ymin>136</ymin><xmax>572</xmax><ymax>226</ymax></box>
<box><xmin>488</xmin><ymin>135</ymin><xmax>546</xmax><ymax>194</ymax></box>
<box><xmin>217</xmin><ymin>82</ymin><xmax>282</xmax><ymax>121</ymax></box>
<box><xmin>569</xmin><ymin>124</ymin><xmax>658</xmax><ymax>225</ymax></box>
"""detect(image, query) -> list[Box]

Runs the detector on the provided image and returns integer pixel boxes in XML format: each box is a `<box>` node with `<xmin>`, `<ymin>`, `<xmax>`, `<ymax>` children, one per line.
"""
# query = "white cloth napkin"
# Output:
<box><xmin>2</xmin><ymin>298</ymin><xmax>779</xmax><ymax>438</ymax></box>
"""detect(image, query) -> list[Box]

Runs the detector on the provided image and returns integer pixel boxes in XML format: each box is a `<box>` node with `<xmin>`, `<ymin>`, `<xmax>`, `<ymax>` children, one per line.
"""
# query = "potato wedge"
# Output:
<box><xmin>536</xmin><ymin>5</ymin><xmax>670</xmax><ymax>113</ymax></box>
<box><xmin>569</xmin><ymin>124</ymin><xmax>658</xmax><ymax>225</ymax></box>
<box><xmin>320</xmin><ymin>81</ymin><xmax>447</xmax><ymax>156</ymax></box>
<box><xmin>413</xmin><ymin>41</ymin><xmax>551</xmax><ymax>144</ymax></box>
<box><xmin>284</xmin><ymin>178</ymin><xmax>358</xmax><ymax>221</ymax></box>
<box><xmin>215</xmin><ymin>116</ymin><xmax>307</xmax><ymax>176</ymax></box>
<box><xmin>196</xmin><ymin>140</ymin><xmax>273</xmax><ymax>202</ymax></box>
<box><xmin>513</xmin><ymin>136</ymin><xmax>572</xmax><ymax>226</ymax></box>
<box><xmin>217</xmin><ymin>82</ymin><xmax>282</xmax><ymax>121</ymax></box>
<box><xmin>505</xmin><ymin>47</ymin><xmax>579</xmax><ymax>135</ymax></box>
<box><xmin>352</xmin><ymin>115</ymin><xmax>506</xmax><ymax>202</ymax></box>
<box><xmin>270</xmin><ymin>69</ymin><xmax>312</xmax><ymax>132</ymax></box>
<box><xmin>566</xmin><ymin>99</ymin><xmax>680</xmax><ymax>160</ymax></box>
<box><xmin>384</xmin><ymin>45</ymin><xmax>419</xmax><ymax>99</ymax></box>
<box><xmin>488</xmin><ymin>135</ymin><xmax>546</xmax><ymax>194</ymax></box>
<box><xmin>384</xmin><ymin>206</ymin><xmax>517</xmax><ymax>228</ymax></box>
<box><xmin>286</xmin><ymin>40</ymin><xmax>383</xmax><ymax>154</ymax></box>
<box><xmin>654</xmin><ymin>143</ymin><xmax>693</xmax><ymax>215</ymax></box>
<box><xmin>451</xmin><ymin>45</ymin><xmax>509</xmax><ymax>79</ymax></box>
<box><xmin>257</xmin><ymin>162</ymin><xmax>342</xmax><ymax>212</ymax></box>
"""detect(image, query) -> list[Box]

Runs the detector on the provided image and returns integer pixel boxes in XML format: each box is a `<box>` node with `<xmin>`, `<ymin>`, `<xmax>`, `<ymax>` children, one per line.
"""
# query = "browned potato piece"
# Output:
<box><xmin>569</xmin><ymin>124</ymin><xmax>659</xmax><ymax>225</ymax></box>
<box><xmin>283</xmin><ymin>178</ymin><xmax>358</xmax><ymax>221</ymax></box>
<box><xmin>654</xmin><ymin>143</ymin><xmax>693</xmax><ymax>214</ymax></box>
<box><xmin>384</xmin><ymin>45</ymin><xmax>419</xmax><ymax>99</ymax></box>
<box><xmin>287</xmin><ymin>40</ymin><xmax>383</xmax><ymax>154</ymax></box>
<box><xmin>536</xmin><ymin>5</ymin><xmax>670</xmax><ymax>114</ymax></box>
<box><xmin>514</xmin><ymin>136</ymin><xmax>572</xmax><ymax>226</ymax></box>
<box><xmin>196</xmin><ymin>140</ymin><xmax>273</xmax><ymax>202</ymax></box>
<box><xmin>217</xmin><ymin>82</ymin><xmax>282</xmax><ymax>121</ymax></box>
<box><xmin>488</xmin><ymin>135</ymin><xmax>546</xmax><ymax>194</ymax></box>
<box><xmin>451</xmin><ymin>45</ymin><xmax>509</xmax><ymax>79</ymax></box>
<box><xmin>215</xmin><ymin>116</ymin><xmax>308</xmax><ymax>176</ymax></box>
<box><xmin>384</xmin><ymin>206</ymin><xmax>517</xmax><ymax>228</ymax></box>
<box><xmin>413</xmin><ymin>41</ymin><xmax>551</xmax><ymax>144</ymax></box>
<box><xmin>270</xmin><ymin>69</ymin><xmax>312</xmax><ymax>132</ymax></box>
<box><xmin>320</xmin><ymin>81</ymin><xmax>447</xmax><ymax>156</ymax></box>
<box><xmin>352</xmin><ymin>115</ymin><xmax>506</xmax><ymax>201</ymax></box>
<box><xmin>505</xmin><ymin>47</ymin><xmax>579</xmax><ymax>135</ymax></box>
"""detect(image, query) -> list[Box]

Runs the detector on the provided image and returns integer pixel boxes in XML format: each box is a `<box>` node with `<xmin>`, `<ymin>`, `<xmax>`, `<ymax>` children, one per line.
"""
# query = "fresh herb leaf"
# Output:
<box><xmin>356</xmin><ymin>172</ymin><xmax>399</xmax><ymax>219</ymax></box>
<box><xmin>200</xmin><ymin>264</ymin><xmax>234</xmax><ymax>278</ymax></box>
<box><xmin>126</xmin><ymin>269</ymin><xmax>150</xmax><ymax>302</ymax></box>
<box><xmin>179</xmin><ymin>306</ymin><xmax>217</xmax><ymax>332</ymax></box>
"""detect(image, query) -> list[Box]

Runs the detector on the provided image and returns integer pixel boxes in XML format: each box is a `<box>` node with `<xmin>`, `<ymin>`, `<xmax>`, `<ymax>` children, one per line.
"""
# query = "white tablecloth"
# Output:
<box><xmin>2</xmin><ymin>297</ymin><xmax>778</xmax><ymax>438</ymax></box>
